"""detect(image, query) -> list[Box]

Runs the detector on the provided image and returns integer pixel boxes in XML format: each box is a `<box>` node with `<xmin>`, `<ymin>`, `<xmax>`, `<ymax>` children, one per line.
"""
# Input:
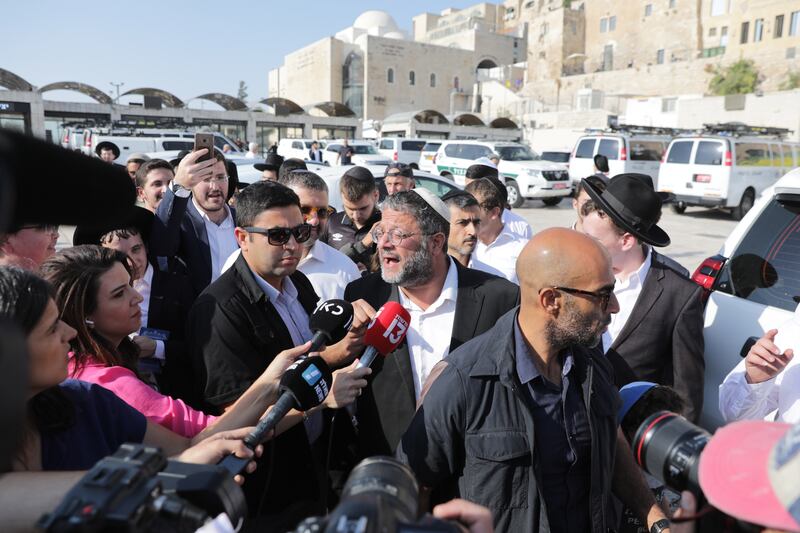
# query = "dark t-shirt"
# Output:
<box><xmin>339</xmin><ymin>145</ymin><xmax>354</xmax><ymax>165</ymax></box>
<box><xmin>41</xmin><ymin>379</ymin><xmax>147</xmax><ymax>471</ymax></box>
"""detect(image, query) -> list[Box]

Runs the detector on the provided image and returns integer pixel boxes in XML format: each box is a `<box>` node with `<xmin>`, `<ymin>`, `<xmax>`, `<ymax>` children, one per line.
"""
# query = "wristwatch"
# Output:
<box><xmin>650</xmin><ymin>519</ymin><xmax>670</xmax><ymax>533</ymax></box>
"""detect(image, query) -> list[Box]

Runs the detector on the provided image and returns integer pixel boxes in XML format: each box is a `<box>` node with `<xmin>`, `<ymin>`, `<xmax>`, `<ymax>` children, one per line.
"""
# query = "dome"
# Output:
<box><xmin>353</xmin><ymin>10</ymin><xmax>398</xmax><ymax>32</ymax></box>
<box><xmin>383</xmin><ymin>31</ymin><xmax>406</xmax><ymax>40</ymax></box>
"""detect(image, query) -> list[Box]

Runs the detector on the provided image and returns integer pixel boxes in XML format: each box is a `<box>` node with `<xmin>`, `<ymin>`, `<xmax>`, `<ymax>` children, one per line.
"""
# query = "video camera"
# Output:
<box><xmin>37</xmin><ymin>444</ymin><xmax>246</xmax><ymax>532</ymax></box>
<box><xmin>294</xmin><ymin>457</ymin><xmax>464</xmax><ymax>533</ymax></box>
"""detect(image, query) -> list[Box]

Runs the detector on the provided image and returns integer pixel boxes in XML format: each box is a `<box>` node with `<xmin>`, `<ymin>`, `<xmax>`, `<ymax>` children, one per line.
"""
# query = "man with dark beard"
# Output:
<box><xmin>342</xmin><ymin>189</ymin><xmax>519</xmax><ymax>458</ymax></box>
<box><xmin>398</xmin><ymin>228</ymin><xmax>671</xmax><ymax>533</ymax></box>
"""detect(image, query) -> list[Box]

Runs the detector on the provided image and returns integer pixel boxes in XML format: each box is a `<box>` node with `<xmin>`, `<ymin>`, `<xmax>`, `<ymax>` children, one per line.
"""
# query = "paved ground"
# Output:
<box><xmin>58</xmin><ymin>201</ymin><xmax>739</xmax><ymax>273</ymax></box>
<box><xmin>515</xmin><ymin>199</ymin><xmax>739</xmax><ymax>273</ymax></box>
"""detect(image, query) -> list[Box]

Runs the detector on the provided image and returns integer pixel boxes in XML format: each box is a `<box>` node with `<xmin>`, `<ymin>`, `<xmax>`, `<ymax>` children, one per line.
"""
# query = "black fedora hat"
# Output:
<box><xmin>95</xmin><ymin>141</ymin><xmax>120</xmax><ymax>159</ymax></box>
<box><xmin>73</xmin><ymin>205</ymin><xmax>155</xmax><ymax>247</ymax></box>
<box><xmin>254</xmin><ymin>151</ymin><xmax>284</xmax><ymax>172</ymax></box>
<box><xmin>593</xmin><ymin>154</ymin><xmax>609</xmax><ymax>173</ymax></box>
<box><xmin>583</xmin><ymin>173</ymin><xmax>670</xmax><ymax>247</ymax></box>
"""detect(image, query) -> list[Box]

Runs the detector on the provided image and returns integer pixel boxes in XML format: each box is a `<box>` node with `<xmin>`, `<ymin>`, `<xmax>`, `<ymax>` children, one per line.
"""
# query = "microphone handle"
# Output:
<box><xmin>219</xmin><ymin>392</ymin><xmax>297</xmax><ymax>476</ymax></box>
<box><xmin>308</xmin><ymin>330</ymin><xmax>329</xmax><ymax>354</ymax></box>
<box><xmin>355</xmin><ymin>346</ymin><xmax>379</xmax><ymax>369</ymax></box>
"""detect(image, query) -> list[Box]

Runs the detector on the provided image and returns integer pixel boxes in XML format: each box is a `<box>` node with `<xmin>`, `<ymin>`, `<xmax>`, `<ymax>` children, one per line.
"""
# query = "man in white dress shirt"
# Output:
<box><xmin>465</xmin><ymin>178</ymin><xmax>528</xmax><ymax>284</ymax></box>
<box><xmin>221</xmin><ymin>171</ymin><xmax>360</xmax><ymax>301</ymax></box>
<box><xmin>464</xmin><ymin>162</ymin><xmax>532</xmax><ymax>240</ymax></box>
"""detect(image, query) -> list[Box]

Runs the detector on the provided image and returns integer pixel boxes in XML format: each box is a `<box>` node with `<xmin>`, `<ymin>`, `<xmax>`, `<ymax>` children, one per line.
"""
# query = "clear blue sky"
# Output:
<box><xmin>1</xmin><ymin>0</ymin><xmax>476</xmax><ymax>105</ymax></box>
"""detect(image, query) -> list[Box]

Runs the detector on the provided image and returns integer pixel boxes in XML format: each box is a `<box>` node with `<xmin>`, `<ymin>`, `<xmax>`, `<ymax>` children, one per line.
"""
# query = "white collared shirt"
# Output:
<box><xmin>248</xmin><ymin>268</ymin><xmax>313</xmax><ymax>347</ymax></box>
<box><xmin>502</xmin><ymin>210</ymin><xmax>533</xmax><ymax>240</ymax></box>
<box><xmin>298</xmin><ymin>240</ymin><xmax>361</xmax><ymax>301</ymax></box>
<box><xmin>398</xmin><ymin>259</ymin><xmax>459</xmax><ymax>399</ymax></box>
<box><xmin>133</xmin><ymin>263</ymin><xmax>165</xmax><ymax>360</ymax></box>
<box><xmin>472</xmin><ymin>224</ymin><xmax>528</xmax><ymax>284</ymax></box>
<box><xmin>193</xmin><ymin>199</ymin><xmax>238</xmax><ymax>284</ymax></box>
<box><xmin>602</xmin><ymin>248</ymin><xmax>653</xmax><ymax>352</ymax></box>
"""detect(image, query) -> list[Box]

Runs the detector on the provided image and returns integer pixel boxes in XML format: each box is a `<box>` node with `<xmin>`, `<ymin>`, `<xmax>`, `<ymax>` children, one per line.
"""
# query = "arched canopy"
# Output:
<box><xmin>490</xmin><ymin>117</ymin><xmax>519</xmax><ymax>129</ymax></box>
<box><xmin>39</xmin><ymin>82</ymin><xmax>112</xmax><ymax>104</ymax></box>
<box><xmin>0</xmin><ymin>68</ymin><xmax>33</xmax><ymax>91</ymax></box>
<box><xmin>307</xmin><ymin>101</ymin><xmax>356</xmax><ymax>117</ymax></box>
<box><xmin>451</xmin><ymin>113</ymin><xmax>485</xmax><ymax>126</ymax></box>
<box><xmin>476</xmin><ymin>58</ymin><xmax>498</xmax><ymax>69</ymax></box>
<box><xmin>121</xmin><ymin>87</ymin><xmax>184</xmax><ymax>108</ymax></box>
<box><xmin>193</xmin><ymin>93</ymin><xmax>248</xmax><ymax>111</ymax></box>
<box><xmin>382</xmin><ymin>109</ymin><xmax>450</xmax><ymax>125</ymax></box>
<box><xmin>259</xmin><ymin>97</ymin><xmax>305</xmax><ymax>115</ymax></box>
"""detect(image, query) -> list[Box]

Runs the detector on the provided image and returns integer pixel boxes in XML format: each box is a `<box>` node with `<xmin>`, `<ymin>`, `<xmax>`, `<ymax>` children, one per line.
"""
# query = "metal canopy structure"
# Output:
<box><xmin>193</xmin><ymin>93</ymin><xmax>248</xmax><ymax>111</ymax></box>
<box><xmin>121</xmin><ymin>87</ymin><xmax>184</xmax><ymax>108</ymax></box>
<box><xmin>308</xmin><ymin>101</ymin><xmax>356</xmax><ymax>117</ymax></box>
<box><xmin>490</xmin><ymin>117</ymin><xmax>518</xmax><ymax>129</ymax></box>
<box><xmin>259</xmin><ymin>97</ymin><xmax>305</xmax><ymax>116</ymax></box>
<box><xmin>0</xmin><ymin>68</ymin><xmax>33</xmax><ymax>91</ymax></box>
<box><xmin>39</xmin><ymin>82</ymin><xmax>112</xmax><ymax>104</ymax></box>
<box><xmin>451</xmin><ymin>113</ymin><xmax>485</xmax><ymax>126</ymax></box>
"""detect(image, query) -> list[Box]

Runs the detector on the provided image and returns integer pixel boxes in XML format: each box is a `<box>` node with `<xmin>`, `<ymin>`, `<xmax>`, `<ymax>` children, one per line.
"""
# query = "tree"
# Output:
<box><xmin>237</xmin><ymin>81</ymin><xmax>248</xmax><ymax>101</ymax></box>
<box><xmin>708</xmin><ymin>59</ymin><xmax>760</xmax><ymax>96</ymax></box>
<box><xmin>780</xmin><ymin>70</ymin><xmax>800</xmax><ymax>91</ymax></box>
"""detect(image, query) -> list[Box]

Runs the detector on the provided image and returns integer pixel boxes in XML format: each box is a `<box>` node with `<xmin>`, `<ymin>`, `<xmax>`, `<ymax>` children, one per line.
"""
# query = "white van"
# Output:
<box><xmin>377</xmin><ymin>138</ymin><xmax>427</xmax><ymax>167</ymax></box>
<box><xmin>323</xmin><ymin>140</ymin><xmax>392</xmax><ymax>167</ymax></box>
<box><xmin>87</xmin><ymin>131</ymin><xmax>241</xmax><ymax>162</ymax></box>
<box><xmin>277</xmin><ymin>138</ymin><xmax>327</xmax><ymax>161</ymax></box>
<box><xmin>568</xmin><ymin>130</ymin><xmax>671</xmax><ymax>189</ymax></box>
<box><xmin>418</xmin><ymin>141</ymin><xmax>443</xmax><ymax>173</ymax></box>
<box><xmin>434</xmin><ymin>140</ymin><xmax>571</xmax><ymax>207</ymax></box>
<box><xmin>658</xmin><ymin>128</ymin><xmax>799</xmax><ymax>220</ymax></box>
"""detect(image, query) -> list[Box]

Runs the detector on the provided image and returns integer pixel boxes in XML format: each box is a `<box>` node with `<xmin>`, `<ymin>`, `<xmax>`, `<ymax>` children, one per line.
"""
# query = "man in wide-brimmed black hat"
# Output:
<box><xmin>253</xmin><ymin>150</ymin><xmax>283</xmax><ymax>181</ymax></box>
<box><xmin>95</xmin><ymin>141</ymin><xmax>122</xmax><ymax>166</ymax></box>
<box><xmin>579</xmin><ymin>173</ymin><xmax>705</xmax><ymax>422</ymax></box>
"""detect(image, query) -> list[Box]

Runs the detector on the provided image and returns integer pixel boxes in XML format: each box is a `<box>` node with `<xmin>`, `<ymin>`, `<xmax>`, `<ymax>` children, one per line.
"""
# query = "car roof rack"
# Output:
<box><xmin>583</xmin><ymin>123</ymin><xmax>692</xmax><ymax>136</ymax></box>
<box><xmin>702</xmin><ymin>122</ymin><xmax>792</xmax><ymax>138</ymax></box>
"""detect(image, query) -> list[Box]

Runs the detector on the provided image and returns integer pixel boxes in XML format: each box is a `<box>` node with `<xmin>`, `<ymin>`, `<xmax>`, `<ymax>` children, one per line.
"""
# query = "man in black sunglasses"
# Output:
<box><xmin>0</xmin><ymin>223</ymin><xmax>59</xmax><ymax>271</ymax></box>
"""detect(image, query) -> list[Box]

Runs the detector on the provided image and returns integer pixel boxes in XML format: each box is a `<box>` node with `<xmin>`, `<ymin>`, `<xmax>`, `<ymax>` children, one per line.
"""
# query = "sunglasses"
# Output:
<box><xmin>551</xmin><ymin>286</ymin><xmax>615</xmax><ymax>311</ymax></box>
<box><xmin>300</xmin><ymin>206</ymin><xmax>335</xmax><ymax>221</ymax></box>
<box><xmin>243</xmin><ymin>224</ymin><xmax>312</xmax><ymax>246</ymax></box>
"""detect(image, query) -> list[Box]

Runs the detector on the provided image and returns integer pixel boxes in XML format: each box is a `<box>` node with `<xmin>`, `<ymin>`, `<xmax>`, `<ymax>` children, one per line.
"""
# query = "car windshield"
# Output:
<box><xmin>353</xmin><ymin>145</ymin><xmax>379</xmax><ymax>154</ymax></box>
<box><xmin>540</xmin><ymin>151</ymin><xmax>570</xmax><ymax>163</ymax></box>
<box><xmin>497</xmin><ymin>146</ymin><xmax>539</xmax><ymax>161</ymax></box>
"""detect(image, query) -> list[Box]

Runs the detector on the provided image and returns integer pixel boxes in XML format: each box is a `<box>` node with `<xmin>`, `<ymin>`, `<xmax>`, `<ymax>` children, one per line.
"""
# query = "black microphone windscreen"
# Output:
<box><xmin>279</xmin><ymin>356</ymin><xmax>333</xmax><ymax>411</ymax></box>
<box><xmin>0</xmin><ymin>129</ymin><xmax>137</xmax><ymax>231</ymax></box>
<box><xmin>309</xmin><ymin>299</ymin><xmax>354</xmax><ymax>345</ymax></box>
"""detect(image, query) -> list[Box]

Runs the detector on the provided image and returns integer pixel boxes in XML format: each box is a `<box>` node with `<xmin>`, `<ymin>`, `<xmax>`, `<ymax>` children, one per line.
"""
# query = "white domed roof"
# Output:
<box><xmin>353</xmin><ymin>10</ymin><xmax>398</xmax><ymax>31</ymax></box>
<box><xmin>383</xmin><ymin>31</ymin><xmax>406</xmax><ymax>40</ymax></box>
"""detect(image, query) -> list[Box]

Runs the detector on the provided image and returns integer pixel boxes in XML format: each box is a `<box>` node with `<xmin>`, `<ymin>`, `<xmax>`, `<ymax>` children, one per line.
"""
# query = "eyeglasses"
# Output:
<box><xmin>20</xmin><ymin>224</ymin><xmax>59</xmax><ymax>234</ymax></box>
<box><xmin>371</xmin><ymin>227</ymin><xmax>423</xmax><ymax>246</ymax></box>
<box><xmin>243</xmin><ymin>224</ymin><xmax>312</xmax><ymax>246</ymax></box>
<box><xmin>201</xmin><ymin>175</ymin><xmax>229</xmax><ymax>185</ymax></box>
<box><xmin>551</xmin><ymin>286</ymin><xmax>615</xmax><ymax>311</ymax></box>
<box><xmin>301</xmin><ymin>205</ymin><xmax>335</xmax><ymax>221</ymax></box>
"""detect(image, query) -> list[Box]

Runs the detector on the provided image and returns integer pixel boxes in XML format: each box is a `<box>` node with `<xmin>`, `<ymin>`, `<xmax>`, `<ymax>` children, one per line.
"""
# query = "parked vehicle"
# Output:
<box><xmin>322</xmin><ymin>140</ymin><xmax>391</xmax><ymax>167</ymax></box>
<box><xmin>568</xmin><ymin>126</ymin><xmax>673</xmax><ymax>189</ymax></box>
<box><xmin>418</xmin><ymin>141</ymin><xmax>443</xmax><ymax>173</ymax></box>
<box><xmin>277</xmin><ymin>138</ymin><xmax>328</xmax><ymax>162</ymax></box>
<box><xmin>658</xmin><ymin>124</ymin><xmax>799</xmax><ymax>220</ymax></box>
<box><xmin>377</xmin><ymin>137</ymin><xmax>427</xmax><ymax>167</ymax></box>
<box><xmin>434</xmin><ymin>140</ymin><xmax>570</xmax><ymax>208</ymax></box>
<box><xmin>540</xmin><ymin>150</ymin><xmax>571</xmax><ymax>164</ymax></box>
<box><xmin>86</xmin><ymin>130</ymin><xmax>241</xmax><ymax>162</ymax></box>
<box><xmin>691</xmin><ymin>167</ymin><xmax>800</xmax><ymax>429</ymax></box>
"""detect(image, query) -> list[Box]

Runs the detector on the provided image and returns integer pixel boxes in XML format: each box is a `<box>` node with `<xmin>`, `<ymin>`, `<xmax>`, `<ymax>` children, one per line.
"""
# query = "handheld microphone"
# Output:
<box><xmin>356</xmin><ymin>302</ymin><xmax>411</xmax><ymax>369</ymax></box>
<box><xmin>308</xmin><ymin>299</ymin><xmax>354</xmax><ymax>353</ymax></box>
<box><xmin>219</xmin><ymin>355</ymin><xmax>333</xmax><ymax>476</ymax></box>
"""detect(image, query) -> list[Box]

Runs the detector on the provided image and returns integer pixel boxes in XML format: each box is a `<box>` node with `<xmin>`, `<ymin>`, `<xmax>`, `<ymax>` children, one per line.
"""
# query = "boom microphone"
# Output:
<box><xmin>308</xmin><ymin>299</ymin><xmax>354</xmax><ymax>353</ymax></box>
<box><xmin>219</xmin><ymin>355</ymin><xmax>333</xmax><ymax>476</ymax></box>
<box><xmin>356</xmin><ymin>302</ymin><xmax>411</xmax><ymax>369</ymax></box>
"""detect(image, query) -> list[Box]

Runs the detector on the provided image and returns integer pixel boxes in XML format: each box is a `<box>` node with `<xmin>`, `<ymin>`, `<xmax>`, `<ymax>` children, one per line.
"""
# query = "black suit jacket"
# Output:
<box><xmin>150</xmin><ymin>188</ymin><xmax>236</xmax><ymax>296</ymax></box>
<box><xmin>610</xmin><ymin>250</ymin><xmax>705</xmax><ymax>421</ymax></box>
<box><xmin>185</xmin><ymin>254</ymin><xmax>322</xmax><ymax>528</ymax></box>
<box><xmin>343</xmin><ymin>260</ymin><xmax>520</xmax><ymax>456</ymax></box>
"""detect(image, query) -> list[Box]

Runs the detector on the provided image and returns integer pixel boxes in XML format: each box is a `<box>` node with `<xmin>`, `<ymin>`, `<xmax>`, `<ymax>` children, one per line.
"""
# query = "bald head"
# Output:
<box><xmin>517</xmin><ymin>228</ymin><xmax>613</xmax><ymax>293</ymax></box>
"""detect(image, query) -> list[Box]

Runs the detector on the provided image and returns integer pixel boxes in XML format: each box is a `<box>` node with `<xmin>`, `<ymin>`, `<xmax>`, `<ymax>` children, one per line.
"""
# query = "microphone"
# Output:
<box><xmin>356</xmin><ymin>302</ymin><xmax>411</xmax><ymax>369</ymax></box>
<box><xmin>219</xmin><ymin>355</ymin><xmax>333</xmax><ymax>476</ymax></box>
<box><xmin>308</xmin><ymin>299</ymin><xmax>354</xmax><ymax>353</ymax></box>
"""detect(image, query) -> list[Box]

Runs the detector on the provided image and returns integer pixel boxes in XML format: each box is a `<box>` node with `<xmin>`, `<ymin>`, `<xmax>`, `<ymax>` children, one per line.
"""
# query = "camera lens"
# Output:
<box><xmin>633</xmin><ymin>410</ymin><xmax>711</xmax><ymax>495</ymax></box>
<box><xmin>342</xmin><ymin>456</ymin><xmax>420</xmax><ymax>523</ymax></box>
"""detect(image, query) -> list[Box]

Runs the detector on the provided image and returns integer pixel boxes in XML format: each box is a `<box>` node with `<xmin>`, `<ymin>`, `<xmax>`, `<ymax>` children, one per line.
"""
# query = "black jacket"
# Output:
<box><xmin>343</xmin><ymin>260</ymin><xmax>520</xmax><ymax>456</ymax></box>
<box><xmin>185</xmin><ymin>254</ymin><xmax>322</xmax><ymax>529</ymax></box>
<box><xmin>610</xmin><ymin>250</ymin><xmax>705</xmax><ymax>422</ymax></box>
<box><xmin>322</xmin><ymin>209</ymin><xmax>381</xmax><ymax>269</ymax></box>
<box><xmin>397</xmin><ymin>309</ymin><xmax>621</xmax><ymax>533</ymax></box>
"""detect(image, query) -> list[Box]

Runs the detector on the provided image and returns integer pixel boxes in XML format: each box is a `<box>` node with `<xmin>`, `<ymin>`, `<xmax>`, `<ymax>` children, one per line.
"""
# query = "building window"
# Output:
<box><xmin>409</xmin><ymin>71</ymin><xmax>415</xmax><ymax>86</ymax></box>
<box><xmin>342</xmin><ymin>52</ymin><xmax>364</xmax><ymax>118</ymax></box>
<box><xmin>791</xmin><ymin>11</ymin><xmax>800</xmax><ymax>36</ymax></box>
<box><xmin>710</xmin><ymin>0</ymin><xmax>728</xmax><ymax>17</ymax></box>
<box><xmin>788</xmin><ymin>47</ymin><xmax>797</xmax><ymax>59</ymax></box>
<box><xmin>645</xmin><ymin>4</ymin><xmax>652</xmax><ymax>16</ymax></box>
<box><xmin>602</xmin><ymin>44</ymin><xmax>614</xmax><ymax>71</ymax></box>
<box><xmin>600</xmin><ymin>17</ymin><xmax>608</xmax><ymax>32</ymax></box>
<box><xmin>709</xmin><ymin>27</ymin><xmax>717</xmax><ymax>36</ymax></box>
<box><xmin>387</xmin><ymin>68</ymin><xmax>394</xmax><ymax>83</ymax></box>
<box><xmin>754</xmin><ymin>18</ymin><xmax>764</xmax><ymax>41</ymax></box>
<box><xmin>669</xmin><ymin>0</ymin><xmax>676</xmax><ymax>8</ymax></box>
<box><xmin>504</xmin><ymin>7</ymin><xmax>515</xmax><ymax>21</ymax></box>
<box><xmin>721</xmin><ymin>25</ymin><xmax>729</xmax><ymax>46</ymax></box>
<box><xmin>741</xmin><ymin>21</ymin><xmax>749</xmax><ymax>43</ymax></box>
<box><xmin>657</xmin><ymin>49</ymin><xmax>665</xmax><ymax>64</ymax></box>
<box><xmin>540</xmin><ymin>22</ymin><xmax>548</xmax><ymax>36</ymax></box>
<box><xmin>453</xmin><ymin>76</ymin><xmax>460</xmax><ymax>90</ymax></box>
<box><xmin>525</xmin><ymin>0</ymin><xmax>535</xmax><ymax>8</ymax></box>
<box><xmin>609</xmin><ymin>16</ymin><xmax>617</xmax><ymax>31</ymax></box>
<box><xmin>662</xmin><ymin>98</ymin><xmax>677</xmax><ymax>112</ymax></box>
<box><xmin>775</xmin><ymin>14</ymin><xmax>784</xmax><ymax>38</ymax></box>
<box><xmin>430</xmin><ymin>73</ymin><xmax>436</xmax><ymax>88</ymax></box>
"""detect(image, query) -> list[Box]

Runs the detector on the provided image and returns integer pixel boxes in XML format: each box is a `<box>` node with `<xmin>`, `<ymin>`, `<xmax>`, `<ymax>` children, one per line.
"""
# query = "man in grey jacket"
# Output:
<box><xmin>398</xmin><ymin>228</ymin><xmax>670</xmax><ymax>533</ymax></box>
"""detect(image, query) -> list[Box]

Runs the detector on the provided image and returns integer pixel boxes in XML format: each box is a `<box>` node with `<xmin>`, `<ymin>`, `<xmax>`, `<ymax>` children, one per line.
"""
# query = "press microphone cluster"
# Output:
<box><xmin>356</xmin><ymin>302</ymin><xmax>412</xmax><ymax>369</ymax></box>
<box><xmin>308</xmin><ymin>299</ymin><xmax>354</xmax><ymax>353</ymax></box>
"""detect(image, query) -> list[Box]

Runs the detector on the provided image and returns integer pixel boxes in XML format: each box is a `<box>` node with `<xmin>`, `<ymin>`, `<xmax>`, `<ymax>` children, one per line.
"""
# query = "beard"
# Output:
<box><xmin>545</xmin><ymin>299</ymin><xmax>609</xmax><ymax>349</ymax></box>
<box><xmin>381</xmin><ymin>240</ymin><xmax>433</xmax><ymax>288</ymax></box>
